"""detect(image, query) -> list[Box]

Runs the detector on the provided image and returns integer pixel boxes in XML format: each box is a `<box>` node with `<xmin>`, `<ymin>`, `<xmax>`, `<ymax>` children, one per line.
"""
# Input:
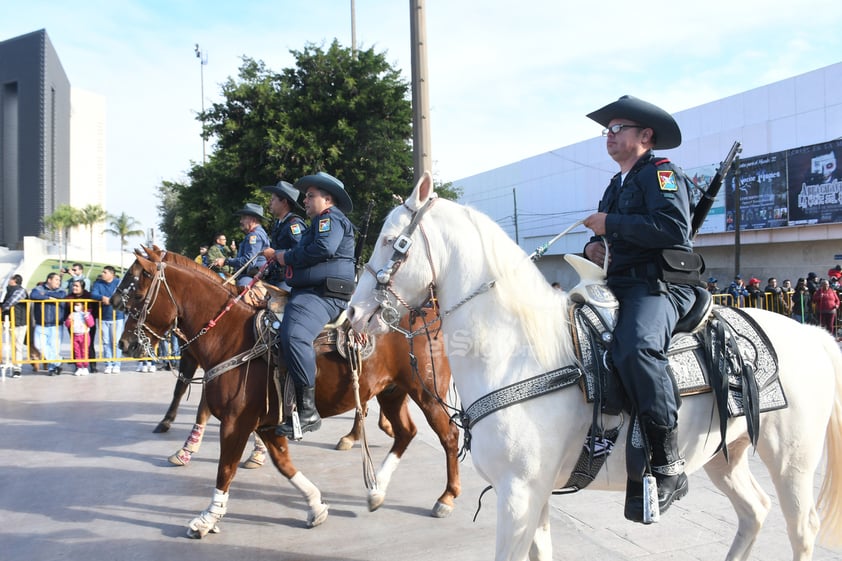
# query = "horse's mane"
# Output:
<box><xmin>162</xmin><ymin>251</ymin><xmax>238</xmax><ymax>288</ymax></box>
<box><xmin>156</xmin><ymin>251</ymin><xmax>254</xmax><ymax>311</ymax></box>
<box><xmin>459</xmin><ymin>203</ymin><xmax>577</xmax><ymax>370</ymax></box>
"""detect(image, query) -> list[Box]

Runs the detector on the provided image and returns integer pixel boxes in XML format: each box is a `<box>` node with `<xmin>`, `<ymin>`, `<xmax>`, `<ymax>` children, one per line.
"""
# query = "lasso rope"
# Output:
<box><xmin>349</xmin><ymin>332</ymin><xmax>378</xmax><ymax>491</ymax></box>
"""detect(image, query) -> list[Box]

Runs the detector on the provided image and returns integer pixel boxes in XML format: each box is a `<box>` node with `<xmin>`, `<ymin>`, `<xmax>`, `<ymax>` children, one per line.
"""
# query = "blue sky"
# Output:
<box><xmin>2</xmin><ymin>0</ymin><xmax>842</xmax><ymax>244</ymax></box>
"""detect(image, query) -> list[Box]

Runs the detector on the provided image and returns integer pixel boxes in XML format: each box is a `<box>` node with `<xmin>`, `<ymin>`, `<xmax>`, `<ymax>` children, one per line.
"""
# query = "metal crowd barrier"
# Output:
<box><xmin>1</xmin><ymin>297</ymin><xmax>181</xmax><ymax>375</ymax></box>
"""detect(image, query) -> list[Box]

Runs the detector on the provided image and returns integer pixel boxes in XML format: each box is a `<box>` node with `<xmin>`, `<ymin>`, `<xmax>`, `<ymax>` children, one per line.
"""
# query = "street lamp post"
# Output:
<box><xmin>194</xmin><ymin>43</ymin><xmax>208</xmax><ymax>163</ymax></box>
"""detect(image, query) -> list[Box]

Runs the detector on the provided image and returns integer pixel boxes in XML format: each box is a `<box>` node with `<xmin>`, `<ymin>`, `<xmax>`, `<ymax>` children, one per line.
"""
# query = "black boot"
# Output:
<box><xmin>647</xmin><ymin>423</ymin><xmax>688</xmax><ymax>515</ymax></box>
<box><xmin>276</xmin><ymin>385</ymin><xmax>321</xmax><ymax>438</ymax></box>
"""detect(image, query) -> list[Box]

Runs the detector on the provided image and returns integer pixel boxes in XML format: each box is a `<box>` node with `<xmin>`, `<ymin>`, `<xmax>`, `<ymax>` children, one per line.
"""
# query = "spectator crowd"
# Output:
<box><xmin>1</xmin><ymin>263</ymin><xmax>177</xmax><ymax>377</ymax></box>
<box><xmin>706</xmin><ymin>264</ymin><xmax>842</xmax><ymax>338</ymax></box>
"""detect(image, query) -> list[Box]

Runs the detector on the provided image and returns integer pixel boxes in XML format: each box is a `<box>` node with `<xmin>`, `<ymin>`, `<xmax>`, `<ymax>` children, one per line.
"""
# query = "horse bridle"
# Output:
<box><xmin>122</xmin><ymin>260</ymin><xmax>184</xmax><ymax>358</ymax></box>
<box><xmin>364</xmin><ymin>198</ymin><xmax>441</xmax><ymax>337</ymax></box>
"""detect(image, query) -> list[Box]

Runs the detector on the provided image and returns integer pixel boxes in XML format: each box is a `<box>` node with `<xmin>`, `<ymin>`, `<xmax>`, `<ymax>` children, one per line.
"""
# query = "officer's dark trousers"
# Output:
<box><xmin>279</xmin><ymin>290</ymin><xmax>347</xmax><ymax>387</ymax></box>
<box><xmin>607</xmin><ymin>277</ymin><xmax>696</xmax><ymax>428</ymax></box>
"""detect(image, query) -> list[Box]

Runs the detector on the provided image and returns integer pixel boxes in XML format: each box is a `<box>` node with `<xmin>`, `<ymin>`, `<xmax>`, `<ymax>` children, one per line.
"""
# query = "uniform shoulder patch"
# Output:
<box><xmin>248</xmin><ymin>234</ymin><xmax>257</xmax><ymax>244</ymax></box>
<box><xmin>318</xmin><ymin>218</ymin><xmax>331</xmax><ymax>233</ymax></box>
<box><xmin>290</xmin><ymin>223</ymin><xmax>302</xmax><ymax>235</ymax></box>
<box><xmin>657</xmin><ymin>170</ymin><xmax>677</xmax><ymax>192</ymax></box>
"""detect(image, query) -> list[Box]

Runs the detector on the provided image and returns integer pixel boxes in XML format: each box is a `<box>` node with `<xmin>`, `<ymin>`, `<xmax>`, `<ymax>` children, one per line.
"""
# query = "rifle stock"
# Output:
<box><xmin>691</xmin><ymin>141</ymin><xmax>742</xmax><ymax>238</ymax></box>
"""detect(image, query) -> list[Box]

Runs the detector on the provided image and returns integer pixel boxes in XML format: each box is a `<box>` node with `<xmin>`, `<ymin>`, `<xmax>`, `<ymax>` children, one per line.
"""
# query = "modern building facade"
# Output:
<box><xmin>453</xmin><ymin>62</ymin><xmax>842</xmax><ymax>287</ymax></box>
<box><xmin>0</xmin><ymin>29</ymin><xmax>71</xmax><ymax>250</ymax></box>
<box><xmin>69</xmin><ymin>88</ymin><xmax>107</xmax><ymax>257</ymax></box>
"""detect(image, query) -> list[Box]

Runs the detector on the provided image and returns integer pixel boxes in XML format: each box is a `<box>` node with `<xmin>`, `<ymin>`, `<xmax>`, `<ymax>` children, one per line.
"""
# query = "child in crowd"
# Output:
<box><xmin>64</xmin><ymin>301</ymin><xmax>95</xmax><ymax>376</ymax></box>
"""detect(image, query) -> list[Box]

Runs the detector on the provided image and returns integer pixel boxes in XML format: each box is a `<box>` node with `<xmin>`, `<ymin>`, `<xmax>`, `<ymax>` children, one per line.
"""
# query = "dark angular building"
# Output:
<box><xmin>0</xmin><ymin>29</ymin><xmax>71</xmax><ymax>249</ymax></box>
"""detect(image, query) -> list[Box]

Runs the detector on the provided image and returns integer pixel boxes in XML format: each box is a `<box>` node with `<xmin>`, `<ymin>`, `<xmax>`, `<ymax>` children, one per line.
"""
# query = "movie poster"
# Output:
<box><xmin>685</xmin><ymin>163</ymin><xmax>723</xmax><ymax>234</ymax></box>
<box><xmin>787</xmin><ymin>139</ymin><xmax>842</xmax><ymax>225</ymax></box>
<box><xmin>724</xmin><ymin>151</ymin><xmax>788</xmax><ymax>231</ymax></box>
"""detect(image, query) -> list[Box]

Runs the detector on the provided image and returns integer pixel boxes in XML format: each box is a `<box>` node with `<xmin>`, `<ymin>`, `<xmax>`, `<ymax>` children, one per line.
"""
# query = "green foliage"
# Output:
<box><xmin>43</xmin><ymin>204</ymin><xmax>83</xmax><ymax>267</ymax></box>
<box><xmin>158</xmin><ymin>42</ymin><xmax>417</xmax><ymax>256</ymax></box>
<box><xmin>78</xmin><ymin>204</ymin><xmax>108</xmax><ymax>267</ymax></box>
<box><xmin>105</xmin><ymin>212</ymin><xmax>145</xmax><ymax>274</ymax></box>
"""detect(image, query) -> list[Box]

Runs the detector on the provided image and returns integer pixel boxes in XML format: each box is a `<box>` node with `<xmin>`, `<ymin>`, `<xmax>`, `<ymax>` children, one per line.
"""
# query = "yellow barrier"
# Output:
<box><xmin>1</xmin><ymin>297</ymin><xmax>180</xmax><ymax>373</ymax></box>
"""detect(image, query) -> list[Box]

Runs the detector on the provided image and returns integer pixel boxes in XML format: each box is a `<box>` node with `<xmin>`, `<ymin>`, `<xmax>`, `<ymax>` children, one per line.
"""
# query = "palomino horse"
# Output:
<box><xmin>348</xmin><ymin>172</ymin><xmax>842</xmax><ymax>561</ymax></box>
<box><xmin>113</xmin><ymin>250</ymin><xmax>460</xmax><ymax>537</ymax></box>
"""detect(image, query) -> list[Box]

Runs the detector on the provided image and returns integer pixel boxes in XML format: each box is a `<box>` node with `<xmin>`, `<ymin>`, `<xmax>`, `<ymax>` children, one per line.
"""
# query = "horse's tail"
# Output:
<box><xmin>818</xmin><ymin>334</ymin><xmax>842</xmax><ymax>547</ymax></box>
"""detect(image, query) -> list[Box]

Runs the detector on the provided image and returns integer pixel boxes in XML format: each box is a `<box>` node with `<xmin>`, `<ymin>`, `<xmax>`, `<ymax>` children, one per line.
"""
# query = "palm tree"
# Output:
<box><xmin>78</xmin><ymin>204</ymin><xmax>108</xmax><ymax>268</ymax></box>
<box><xmin>105</xmin><ymin>212</ymin><xmax>144</xmax><ymax>275</ymax></box>
<box><xmin>43</xmin><ymin>204</ymin><xmax>83</xmax><ymax>269</ymax></box>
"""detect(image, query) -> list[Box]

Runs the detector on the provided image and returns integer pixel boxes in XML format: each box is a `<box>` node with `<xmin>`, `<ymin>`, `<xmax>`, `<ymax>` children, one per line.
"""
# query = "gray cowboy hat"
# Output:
<box><xmin>294</xmin><ymin>171</ymin><xmax>353</xmax><ymax>213</ymax></box>
<box><xmin>261</xmin><ymin>180</ymin><xmax>304</xmax><ymax>212</ymax></box>
<box><xmin>233</xmin><ymin>202</ymin><xmax>265</xmax><ymax>220</ymax></box>
<box><xmin>587</xmin><ymin>95</ymin><xmax>682</xmax><ymax>149</ymax></box>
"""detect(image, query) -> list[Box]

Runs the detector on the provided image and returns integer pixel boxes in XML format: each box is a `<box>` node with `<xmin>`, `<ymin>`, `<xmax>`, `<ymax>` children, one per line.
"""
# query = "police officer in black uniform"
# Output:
<box><xmin>270</xmin><ymin>172</ymin><xmax>356</xmax><ymax>438</ymax></box>
<box><xmin>582</xmin><ymin>95</ymin><xmax>700</xmax><ymax>522</ymax></box>
<box><xmin>213</xmin><ymin>203</ymin><xmax>270</xmax><ymax>287</ymax></box>
<box><xmin>261</xmin><ymin>180</ymin><xmax>306</xmax><ymax>290</ymax></box>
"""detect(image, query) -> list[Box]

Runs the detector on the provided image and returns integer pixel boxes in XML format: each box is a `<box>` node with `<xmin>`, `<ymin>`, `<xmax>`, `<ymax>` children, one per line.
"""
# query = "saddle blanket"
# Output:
<box><xmin>574</xmin><ymin>304</ymin><xmax>787</xmax><ymax>418</ymax></box>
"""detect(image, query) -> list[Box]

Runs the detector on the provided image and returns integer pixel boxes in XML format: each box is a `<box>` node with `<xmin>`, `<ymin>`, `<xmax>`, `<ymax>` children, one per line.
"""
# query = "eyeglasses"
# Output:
<box><xmin>602</xmin><ymin>124</ymin><xmax>644</xmax><ymax>136</ymax></box>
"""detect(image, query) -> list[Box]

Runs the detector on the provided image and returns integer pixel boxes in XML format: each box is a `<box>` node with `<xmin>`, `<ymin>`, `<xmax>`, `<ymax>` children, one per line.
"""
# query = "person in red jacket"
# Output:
<box><xmin>812</xmin><ymin>278</ymin><xmax>840</xmax><ymax>335</ymax></box>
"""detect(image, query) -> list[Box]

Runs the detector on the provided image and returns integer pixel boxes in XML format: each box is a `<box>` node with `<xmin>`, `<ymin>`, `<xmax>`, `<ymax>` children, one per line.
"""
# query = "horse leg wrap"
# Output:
<box><xmin>184</xmin><ymin>424</ymin><xmax>206</xmax><ymax>453</ymax></box>
<box><xmin>243</xmin><ymin>434</ymin><xmax>267</xmax><ymax>468</ymax></box>
<box><xmin>290</xmin><ymin>472</ymin><xmax>329</xmax><ymax>528</ymax></box>
<box><xmin>187</xmin><ymin>488</ymin><xmax>228</xmax><ymax>538</ymax></box>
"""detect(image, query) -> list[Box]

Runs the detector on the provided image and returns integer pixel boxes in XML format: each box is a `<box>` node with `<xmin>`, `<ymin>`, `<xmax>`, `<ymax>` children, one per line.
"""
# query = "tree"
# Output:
<box><xmin>43</xmin><ymin>204</ymin><xmax>82</xmax><ymax>269</ymax></box>
<box><xmin>158</xmin><ymin>42</ymin><xmax>417</xmax><ymax>256</ymax></box>
<box><xmin>78</xmin><ymin>204</ymin><xmax>108</xmax><ymax>268</ymax></box>
<box><xmin>105</xmin><ymin>212</ymin><xmax>145</xmax><ymax>274</ymax></box>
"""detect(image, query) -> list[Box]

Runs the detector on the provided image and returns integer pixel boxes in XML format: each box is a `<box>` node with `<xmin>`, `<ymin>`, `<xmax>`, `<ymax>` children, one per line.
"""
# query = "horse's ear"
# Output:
<box><xmin>407</xmin><ymin>171</ymin><xmax>435</xmax><ymax>211</ymax></box>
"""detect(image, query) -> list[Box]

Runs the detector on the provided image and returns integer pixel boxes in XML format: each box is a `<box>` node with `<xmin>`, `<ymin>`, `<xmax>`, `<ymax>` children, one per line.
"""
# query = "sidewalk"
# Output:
<box><xmin>0</xmin><ymin>370</ymin><xmax>839</xmax><ymax>560</ymax></box>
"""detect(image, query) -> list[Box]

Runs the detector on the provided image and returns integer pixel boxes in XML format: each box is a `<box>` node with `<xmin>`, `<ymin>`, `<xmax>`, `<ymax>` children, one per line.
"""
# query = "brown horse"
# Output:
<box><xmin>143</xmin><ymin>248</ymin><xmax>397</xmax><ymax>464</ymax></box>
<box><xmin>155</xmin><ymin>346</ymin><xmax>393</xmax><ymax>469</ymax></box>
<box><xmin>113</xmin><ymin>250</ymin><xmax>460</xmax><ymax>537</ymax></box>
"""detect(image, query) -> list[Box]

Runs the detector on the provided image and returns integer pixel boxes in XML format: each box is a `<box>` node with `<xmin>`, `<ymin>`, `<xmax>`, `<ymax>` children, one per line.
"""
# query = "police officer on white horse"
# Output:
<box><xmin>583</xmin><ymin>95</ymin><xmax>702</xmax><ymax>522</ymax></box>
<box><xmin>268</xmin><ymin>172</ymin><xmax>356</xmax><ymax>438</ymax></box>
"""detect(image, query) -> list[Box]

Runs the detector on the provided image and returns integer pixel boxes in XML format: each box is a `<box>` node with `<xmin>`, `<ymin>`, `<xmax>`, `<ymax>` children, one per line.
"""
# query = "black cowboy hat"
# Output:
<box><xmin>294</xmin><ymin>172</ymin><xmax>353</xmax><ymax>213</ymax></box>
<box><xmin>587</xmin><ymin>95</ymin><xmax>682</xmax><ymax>149</ymax></box>
<box><xmin>261</xmin><ymin>180</ymin><xmax>304</xmax><ymax>212</ymax></box>
<box><xmin>233</xmin><ymin>202</ymin><xmax>265</xmax><ymax>220</ymax></box>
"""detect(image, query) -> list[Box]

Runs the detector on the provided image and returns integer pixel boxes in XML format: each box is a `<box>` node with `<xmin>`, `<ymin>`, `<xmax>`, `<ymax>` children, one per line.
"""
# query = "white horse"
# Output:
<box><xmin>348</xmin><ymin>172</ymin><xmax>842</xmax><ymax>561</ymax></box>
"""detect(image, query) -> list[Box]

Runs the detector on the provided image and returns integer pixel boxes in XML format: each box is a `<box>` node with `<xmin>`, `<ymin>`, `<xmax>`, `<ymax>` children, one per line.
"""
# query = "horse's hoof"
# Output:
<box><xmin>307</xmin><ymin>503</ymin><xmax>329</xmax><ymax>528</ymax></box>
<box><xmin>334</xmin><ymin>436</ymin><xmax>355</xmax><ymax>451</ymax></box>
<box><xmin>153</xmin><ymin>421</ymin><xmax>171</xmax><ymax>433</ymax></box>
<box><xmin>242</xmin><ymin>450</ymin><xmax>265</xmax><ymax>469</ymax></box>
<box><xmin>431</xmin><ymin>501</ymin><xmax>454</xmax><ymax>518</ymax></box>
<box><xmin>186</xmin><ymin>528</ymin><xmax>203</xmax><ymax>539</ymax></box>
<box><xmin>186</xmin><ymin>524</ymin><xmax>219</xmax><ymax>539</ymax></box>
<box><xmin>367</xmin><ymin>490</ymin><xmax>386</xmax><ymax>512</ymax></box>
<box><xmin>168</xmin><ymin>449</ymin><xmax>191</xmax><ymax>466</ymax></box>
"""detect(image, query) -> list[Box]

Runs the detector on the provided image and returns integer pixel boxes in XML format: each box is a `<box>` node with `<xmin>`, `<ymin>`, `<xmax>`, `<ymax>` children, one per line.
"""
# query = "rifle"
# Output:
<box><xmin>691</xmin><ymin>141</ymin><xmax>742</xmax><ymax>238</ymax></box>
<box><xmin>354</xmin><ymin>201</ymin><xmax>375</xmax><ymax>280</ymax></box>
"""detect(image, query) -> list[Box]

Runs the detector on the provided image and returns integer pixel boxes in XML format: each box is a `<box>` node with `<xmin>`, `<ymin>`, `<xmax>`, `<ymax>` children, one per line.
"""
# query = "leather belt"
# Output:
<box><xmin>614</xmin><ymin>262</ymin><xmax>659</xmax><ymax>279</ymax></box>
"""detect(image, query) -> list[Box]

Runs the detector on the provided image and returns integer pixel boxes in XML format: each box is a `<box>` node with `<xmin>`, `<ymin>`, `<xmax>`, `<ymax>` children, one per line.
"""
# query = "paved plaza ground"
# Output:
<box><xmin>0</xmin><ymin>367</ymin><xmax>840</xmax><ymax>560</ymax></box>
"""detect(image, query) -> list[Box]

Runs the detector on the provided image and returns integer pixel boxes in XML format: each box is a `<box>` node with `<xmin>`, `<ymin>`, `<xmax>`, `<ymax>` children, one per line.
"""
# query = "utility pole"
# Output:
<box><xmin>194</xmin><ymin>44</ymin><xmax>208</xmax><ymax>163</ymax></box>
<box><xmin>409</xmin><ymin>0</ymin><xmax>431</xmax><ymax>182</ymax></box>
<box><xmin>513</xmin><ymin>188</ymin><xmax>520</xmax><ymax>245</ymax></box>
<box><xmin>350</xmin><ymin>0</ymin><xmax>357</xmax><ymax>54</ymax></box>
